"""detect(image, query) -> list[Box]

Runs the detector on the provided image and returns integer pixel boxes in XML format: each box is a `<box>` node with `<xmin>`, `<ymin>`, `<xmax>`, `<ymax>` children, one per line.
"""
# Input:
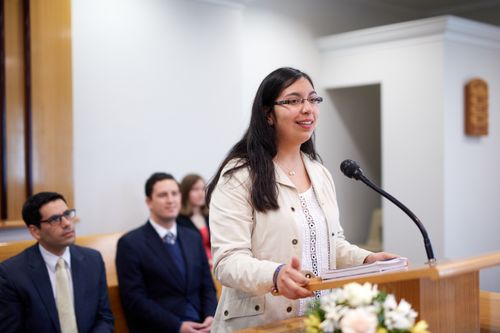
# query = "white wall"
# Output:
<box><xmin>0</xmin><ymin>0</ymin><xmax>419</xmax><ymax>242</ymax></box>
<box><xmin>70</xmin><ymin>0</ymin><xmax>245</xmax><ymax>235</ymax></box>
<box><xmin>239</xmin><ymin>6</ymin><xmax>321</xmax><ymax>128</ymax></box>
<box><xmin>319</xmin><ymin>29</ymin><xmax>446</xmax><ymax>265</ymax></box>
<box><xmin>443</xmin><ymin>37</ymin><xmax>500</xmax><ymax>291</ymax></box>
<box><xmin>238</xmin><ymin>0</ymin><xmax>419</xmax><ymax>128</ymax></box>
<box><xmin>318</xmin><ymin>16</ymin><xmax>500</xmax><ymax>291</ymax></box>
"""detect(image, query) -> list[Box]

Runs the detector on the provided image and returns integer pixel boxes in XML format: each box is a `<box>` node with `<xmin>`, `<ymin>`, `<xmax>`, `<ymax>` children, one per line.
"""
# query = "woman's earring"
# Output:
<box><xmin>267</xmin><ymin>113</ymin><xmax>274</xmax><ymax>126</ymax></box>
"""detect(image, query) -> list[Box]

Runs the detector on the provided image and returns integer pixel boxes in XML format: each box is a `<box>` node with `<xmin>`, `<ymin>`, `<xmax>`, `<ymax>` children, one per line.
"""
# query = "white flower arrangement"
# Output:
<box><xmin>304</xmin><ymin>282</ymin><xmax>430</xmax><ymax>333</ymax></box>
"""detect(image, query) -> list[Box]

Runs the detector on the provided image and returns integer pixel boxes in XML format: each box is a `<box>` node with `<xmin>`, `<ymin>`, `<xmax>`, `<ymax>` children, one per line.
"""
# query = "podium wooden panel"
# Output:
<box><xmin>236</xmin><ymin>252</ymin><xmax>500</xmax><ymax>333</ymax></box>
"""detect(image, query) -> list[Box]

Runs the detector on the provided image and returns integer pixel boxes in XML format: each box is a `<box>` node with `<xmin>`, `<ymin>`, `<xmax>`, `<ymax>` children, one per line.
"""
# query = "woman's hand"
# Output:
<box><xmin>276</xmin><ymin>256</ymin><xmax>314</xmax><ymax>299</ymax></box>
<box><xmin>363</xmin><ymin>252</ymin><xmax>399</xmax><ymax>264</ymax></box>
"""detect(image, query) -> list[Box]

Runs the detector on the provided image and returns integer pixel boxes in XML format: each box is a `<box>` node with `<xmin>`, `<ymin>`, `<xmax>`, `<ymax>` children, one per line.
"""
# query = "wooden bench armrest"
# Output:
<box><xmin>480</xmin><ymin>290</ymin><xmax>500</xmax><ymax>332</ymax></box>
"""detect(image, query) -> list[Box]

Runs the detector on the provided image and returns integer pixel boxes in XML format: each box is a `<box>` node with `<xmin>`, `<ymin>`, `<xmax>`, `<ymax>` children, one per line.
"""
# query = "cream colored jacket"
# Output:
<box><xmin>209</xmin><ymin>155</ymin><xmax>372</xmax><ymax>333</ymax></box>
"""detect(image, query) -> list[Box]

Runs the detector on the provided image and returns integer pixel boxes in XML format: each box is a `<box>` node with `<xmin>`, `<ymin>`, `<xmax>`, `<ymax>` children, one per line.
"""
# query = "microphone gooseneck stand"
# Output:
<box><xmin>341</xmin><ymin>159</ymin><xmax>436</xmax><ymax>266</ymax></box>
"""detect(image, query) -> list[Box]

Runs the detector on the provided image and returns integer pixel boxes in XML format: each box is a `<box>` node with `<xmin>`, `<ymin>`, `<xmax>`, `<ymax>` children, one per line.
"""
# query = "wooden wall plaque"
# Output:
<box><xmin>465</xmin><ymin>79</ymin><xmax>488</xmax><ymax>136</ymax></box>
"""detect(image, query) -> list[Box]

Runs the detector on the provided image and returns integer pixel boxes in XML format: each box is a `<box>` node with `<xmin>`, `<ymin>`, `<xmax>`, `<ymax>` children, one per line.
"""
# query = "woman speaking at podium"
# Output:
<box><xmin>207</xmin><ymin>67</ymin><xmax>396</xmax><ymax>332</ymax></box>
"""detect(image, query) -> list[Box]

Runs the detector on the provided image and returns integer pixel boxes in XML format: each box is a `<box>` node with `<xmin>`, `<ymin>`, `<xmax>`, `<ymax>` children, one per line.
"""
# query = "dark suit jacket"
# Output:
<box><xmin>177</xmin><ymin>214</ymin><xmax>209</xmax><ymax>234</ymax></box>
<box><xmin>0</xmin><ymin>244</ymin><xmax>114</xmax><ymax>333</ymax></box>
<box><xmin>116</xmin><ymin>221</ymin><xmax>217</xmax><ymax>333</ymax></box>
<box><xmin>177</xmin><ymin>214</ymin><xmax>210</xmax><ymax>249</ymax></box>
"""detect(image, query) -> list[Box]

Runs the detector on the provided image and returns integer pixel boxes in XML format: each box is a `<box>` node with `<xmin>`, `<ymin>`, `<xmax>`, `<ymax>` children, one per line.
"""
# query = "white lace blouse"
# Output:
<box><xmin>296</xmin><ymin>187</ymin><xmax>330</xmax><ymax>314</ymax></box>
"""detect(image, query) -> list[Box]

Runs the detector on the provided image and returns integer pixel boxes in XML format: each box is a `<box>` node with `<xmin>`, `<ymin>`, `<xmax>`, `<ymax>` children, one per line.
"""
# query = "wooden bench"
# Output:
<box><xmin>0</xmin><ymin>232</ymin><xmax>223</xmax><ymax>333</ymax></box>
<box><xmin>0</xmin><ymin>233</ymin><xmax>127</xmax><ymax>333</ymax></box>
<box><xmin>480</xmin><ymin>290</ymin><xmax>500</xmax><ymax>333</ymax></box>
<box><xmin>76</xmin><ymin>233</ymin><xmax>127</xmax><ymax>333</ymax></box>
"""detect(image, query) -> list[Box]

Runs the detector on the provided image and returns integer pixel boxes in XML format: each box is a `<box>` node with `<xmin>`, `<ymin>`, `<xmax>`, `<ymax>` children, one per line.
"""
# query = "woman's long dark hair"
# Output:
<box><xmin>206</xmin><ymin>67</ymin><xmax>320</xmax><ymax>212</ymax></box>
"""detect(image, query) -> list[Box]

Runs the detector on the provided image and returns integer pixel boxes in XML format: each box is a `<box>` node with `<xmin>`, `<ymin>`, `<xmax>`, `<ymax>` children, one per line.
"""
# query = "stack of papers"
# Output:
<box><xmin>321</xmin><ymin>257</ymin><xmax>408</xmax><ymax>280</ymax></box>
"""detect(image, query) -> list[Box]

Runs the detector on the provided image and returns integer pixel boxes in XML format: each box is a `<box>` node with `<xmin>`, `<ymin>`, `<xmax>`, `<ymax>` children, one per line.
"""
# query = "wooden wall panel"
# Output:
<box><xmin>4</xmin><ymin>0</ymin><xmax>26</xmax><ymax>221</ymax></box>
<box><xmin>29</xmin><ymin>0</ymin><xmax>73</xmax><ymax>207</ymax></box>
<box><xmin>1</xmin><ymin>0</ymin><xmax>72</xmax><ymax>228</ymax></box>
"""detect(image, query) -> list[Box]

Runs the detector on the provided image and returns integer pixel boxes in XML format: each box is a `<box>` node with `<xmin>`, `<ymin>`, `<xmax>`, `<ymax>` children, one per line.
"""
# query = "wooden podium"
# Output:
<box><xmin>236</xmin><ymin>252</ymin><xmax>500</xmax><ymax>333</ymax></box>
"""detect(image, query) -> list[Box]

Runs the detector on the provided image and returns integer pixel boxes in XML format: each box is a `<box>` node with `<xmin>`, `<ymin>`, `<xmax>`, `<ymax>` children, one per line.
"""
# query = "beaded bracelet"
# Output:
<box><xmin>272</xmin><ymin>264</ymin><xmax>286</xmax><ymax>293</ymax></box>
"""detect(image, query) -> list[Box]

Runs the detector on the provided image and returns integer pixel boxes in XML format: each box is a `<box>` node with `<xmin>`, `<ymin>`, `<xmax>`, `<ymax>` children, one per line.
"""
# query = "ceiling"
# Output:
<box><xmin>370</xmin><ymin>0</ymin><xmax>500</xmax><ymax>14</ymax></box>
<box><xmin>219</xmin><ymin>0</ymin><xmax>500</xmax><ymax>27</ymax></box>
<box><xmin>367</xmin><ymin>0</ymin><xmax>500</xmax><ymax>27</ymax></box>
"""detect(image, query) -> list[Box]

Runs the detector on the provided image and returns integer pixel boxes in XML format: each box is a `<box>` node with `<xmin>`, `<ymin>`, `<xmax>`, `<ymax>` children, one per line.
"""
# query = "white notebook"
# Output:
<box><xmin>321</xmin><ymin>257</ymin><xmax>409</xmax><ymax>280</ymax></box>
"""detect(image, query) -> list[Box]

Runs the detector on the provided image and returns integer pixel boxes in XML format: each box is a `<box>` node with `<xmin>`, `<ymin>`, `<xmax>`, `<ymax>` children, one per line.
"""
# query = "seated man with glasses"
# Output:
<box><xmin>0</xmin><ymin>192</ymin><xmax>114</xmax><ymax>333</ymax></box>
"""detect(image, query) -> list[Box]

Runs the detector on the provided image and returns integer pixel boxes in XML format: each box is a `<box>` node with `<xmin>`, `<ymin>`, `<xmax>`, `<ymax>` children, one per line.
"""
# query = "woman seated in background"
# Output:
<box><xmin>178</xmin><ymin>173</ymin><xmax>212</xmax><ymax>266</ymax></box>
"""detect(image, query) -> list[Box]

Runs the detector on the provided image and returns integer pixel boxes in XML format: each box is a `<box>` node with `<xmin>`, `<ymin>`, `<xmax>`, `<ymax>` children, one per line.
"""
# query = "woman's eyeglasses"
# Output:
<box><xmin>274</xmin><ymin>96</ymin><xmax>323</xmax><ymax>107</ymax></box>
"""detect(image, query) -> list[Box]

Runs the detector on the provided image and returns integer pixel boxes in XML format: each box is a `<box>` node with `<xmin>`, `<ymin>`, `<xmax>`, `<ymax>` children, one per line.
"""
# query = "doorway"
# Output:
<box><xmin>317</xmin><ymin>84</ymin><xmax>382</xmax><ymax>250</ymax></box>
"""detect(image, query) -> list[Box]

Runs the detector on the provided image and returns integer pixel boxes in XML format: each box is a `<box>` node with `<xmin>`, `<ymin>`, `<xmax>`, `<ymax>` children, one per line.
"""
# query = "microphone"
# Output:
<box><xmin>340</xmin><ymin>159</ymin><xmax>436</xmax><ymax>265</ymax></box>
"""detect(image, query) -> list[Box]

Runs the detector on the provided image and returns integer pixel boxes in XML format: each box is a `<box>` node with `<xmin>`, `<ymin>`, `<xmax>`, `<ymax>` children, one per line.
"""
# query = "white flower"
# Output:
<box><xmin>398</xmin><ymin>299</ymin><xmax>414</xmax><ymax>315</ymax></box>
<box><xmin>321</xmin><ymin>292</ymin><xmax>340</xmax><ymax>308</ymax></box>
<box><xmin>322</xmin><ymin>304</ymin><xmax>348</xmax><ymax>329</ymax></box>
<box><xmin>339</xmin><ymin>307</ymin><xmax>378</xmax><ymax>333</ymax></box>
<box><xmin>320</xmin><ymin>317</ymin><xmax>335</xmax><ymax>333</ymax></box>
<box><xmin>362</xmin><ymin>304</ymin><xmax>380</xmax><ymax>316</ymax></box>
<box><xmin>323</xmin><ymin>286</ymin><xmax>347</xmax><ymax>304</ymax></box>
<box><xmin>383</xmin><ymin>294</ymin><xmax>397</xmax><ymax>311</ymax></box>
<box><xmin>343</xmin><ymin>282</ymin><xmax>377</xmax><ymax>307</ymax></box>
<box><xmin>305</xmin><ymin>282</ymin><xmax>423</xmax><ymax>333</ymax></box>
<box><xmin>384</xmin><ymin>298</ymin><xmax>417</xmax><ymax>330</ymax></box>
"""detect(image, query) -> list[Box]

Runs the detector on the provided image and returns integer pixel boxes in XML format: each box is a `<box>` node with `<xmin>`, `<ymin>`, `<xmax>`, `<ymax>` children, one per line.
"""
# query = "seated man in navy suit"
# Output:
<box><xmin>116</xmin><ymin>172</ymin><xmax>217</xmax><ymax>333</ymax></box>
<box><xmin>0</xmin><ymin>192</ymin><xmax>114</xmax><ymax>333</ymax></box>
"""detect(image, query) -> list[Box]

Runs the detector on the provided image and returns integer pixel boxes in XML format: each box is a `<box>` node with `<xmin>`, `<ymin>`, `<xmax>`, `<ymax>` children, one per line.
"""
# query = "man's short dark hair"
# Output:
<box><xmin>145</xmin><ymin>173</ymin><xmax>177</xmax><ymax>198</ymax></box>
<box><xmin>22</xmin><ymin>192</ymin><xmax>67</xmax><ymax>227</ymax></box>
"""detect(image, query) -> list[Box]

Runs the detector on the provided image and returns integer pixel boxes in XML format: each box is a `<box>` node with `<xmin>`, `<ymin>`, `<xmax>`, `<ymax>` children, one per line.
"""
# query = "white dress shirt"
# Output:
<box><xmin>149</xmin><ymin>218</ymin><xmax>177</xmax><ymax>240</ymax></box>
<box><xmin>38</xmin><ymin>244</ymin><xmax>74</xmax><ymax>302</ymax></box>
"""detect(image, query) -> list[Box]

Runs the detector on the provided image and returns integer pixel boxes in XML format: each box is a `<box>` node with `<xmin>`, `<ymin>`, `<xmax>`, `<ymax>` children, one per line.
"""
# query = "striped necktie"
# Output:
<box><xmin>164</xmin><ymin>231</ymin><xmax>176</xmax><ymax>245</ymax></box>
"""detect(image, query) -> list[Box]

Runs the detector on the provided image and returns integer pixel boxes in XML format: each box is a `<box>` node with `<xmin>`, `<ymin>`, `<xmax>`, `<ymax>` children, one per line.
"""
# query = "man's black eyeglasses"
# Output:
<box><xmin>40</xmin><ymin>209</ymin><xmax>77</xmax><ymax>225</ymax></box>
